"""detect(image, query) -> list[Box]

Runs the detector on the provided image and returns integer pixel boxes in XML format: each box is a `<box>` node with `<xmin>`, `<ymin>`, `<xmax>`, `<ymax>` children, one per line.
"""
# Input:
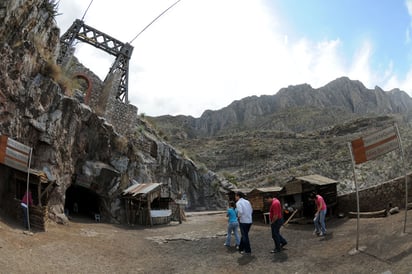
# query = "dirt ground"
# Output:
<box><xmin>1</xmin><ymin>210</ymin><xmax>412</xmax><ymax>274</ymax></box>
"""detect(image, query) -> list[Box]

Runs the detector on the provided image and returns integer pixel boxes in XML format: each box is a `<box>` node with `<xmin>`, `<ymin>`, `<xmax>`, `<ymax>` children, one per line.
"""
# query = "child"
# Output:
<box><xmin>224</xmin><ymin>201</ymin><xmax>240</xmax><ymax>248</ymax></box>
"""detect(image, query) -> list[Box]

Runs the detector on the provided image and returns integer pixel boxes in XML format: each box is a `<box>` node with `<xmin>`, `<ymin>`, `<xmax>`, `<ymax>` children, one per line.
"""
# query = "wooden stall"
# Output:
<box><xmin>123</xmin><ymin>182</ymin><xmax>171</xmax><ymax>226</ymax></box>
<box><xmin>247</xmin><ymin>186</ymin><xmax>284</xmax><ymax>212</ymax></box>
<box><xmin>283</xmin><ymin>174</ymin><xmax>338</xmax><ymax>219</ymax></box>
<box><xmin>227</xmin><ymin>187</ymin><xmax>284</xmax><ymax>223</ymax></box>
<box><xmin>0</xmin><ymin>136</ymin><xmax>55</xmax><ymax>231</ymax></box>
<box><xmin>10</xmin><ymin>168</ymin><xmax>55</xmax><ymax>231</ymax></box>
<box><xmin>227</xmin><ymin>188</ymin><xmax>252</xmax><ymax>203</ymax></box>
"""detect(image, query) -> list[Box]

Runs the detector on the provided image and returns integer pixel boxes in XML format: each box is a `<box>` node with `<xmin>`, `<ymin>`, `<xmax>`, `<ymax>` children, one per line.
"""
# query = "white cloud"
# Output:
<box><xmin>385</xmin><ymin>67</ymin><xmax>412</xmax><ymax>93</ymax></box>
<box><xmin>57</xmin><ymin>0</ymin><xmax>409</xmax><ymax>117</ymax></box>
<box><xmin>405</xmin><ymin>0</ymin><xmax>412</xmax><ymax>44</ymax></box>
<box><xmin>405</xmin><ymin>0</ymin><xmax>412</xmax><ymax>15</ymax></box>
<box><xmin>400</xmin><ymin>69</ymin><xmax>412</xmax><ymax>91</ymax></box>
<box><xmin>348</xmin><ymin>41</ymin><xmax>374</xmax><ymax>85</ymax></box>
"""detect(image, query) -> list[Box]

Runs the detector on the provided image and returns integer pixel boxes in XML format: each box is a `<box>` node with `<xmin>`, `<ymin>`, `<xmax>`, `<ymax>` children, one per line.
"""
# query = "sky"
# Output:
<box><xmin>56</xmin><ymin>0</ymin><xmax>412</xmax><ymax>118</ymax></box>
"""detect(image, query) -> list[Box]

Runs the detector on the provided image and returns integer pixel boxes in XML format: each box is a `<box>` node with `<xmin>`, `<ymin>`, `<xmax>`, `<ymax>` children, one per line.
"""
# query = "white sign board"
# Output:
<box><xmin>351</xmin><ymin>125</ymin><xmax>399</xmax><ymax>164</ymax></box>
<box><xmin>0</xmin><ymin>135</ymin><xmax>31</xmax><ymax>172</ymax></box>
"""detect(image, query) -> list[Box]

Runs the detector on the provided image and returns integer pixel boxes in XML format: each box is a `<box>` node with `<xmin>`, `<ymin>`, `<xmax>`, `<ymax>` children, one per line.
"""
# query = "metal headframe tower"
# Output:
<box><xmin>58</xmin><ymin>19</ymin><xmax>134</xmax><ymax>103</ymax></box>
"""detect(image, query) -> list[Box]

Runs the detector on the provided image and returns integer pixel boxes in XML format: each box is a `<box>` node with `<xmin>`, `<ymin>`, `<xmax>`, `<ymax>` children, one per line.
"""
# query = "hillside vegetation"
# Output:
<box><xmin>149</xmin><ymin>78</ymin><xmax>412</xmax><ymax>194</ymax></box>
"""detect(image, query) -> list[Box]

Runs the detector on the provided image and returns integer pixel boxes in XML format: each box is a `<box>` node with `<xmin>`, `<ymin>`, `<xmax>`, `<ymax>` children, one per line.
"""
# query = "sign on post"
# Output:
<box><xmin>0</xmin><ymin>135</ymin><xmax>31</xmax><ymax>172</ymax></box>
<box><xmin>351</xmin><ymin>125</ymin><xmax>399</xmax><ymax>164</ymax></box>
<box><xmin>348</xmin><ymin>123</ymin><xmax>408</xmax><ymax>252</ymax></box>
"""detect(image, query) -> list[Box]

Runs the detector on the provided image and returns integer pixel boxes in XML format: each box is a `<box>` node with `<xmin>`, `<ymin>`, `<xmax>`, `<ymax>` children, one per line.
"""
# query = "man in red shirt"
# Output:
<box><xmin>310</xmin><ymin>192</ymin><xmax>327</xmax><ymax>236</ymax></box>
<box><xmin>265</xmin><ymin>194</ymin><xmax>287</xmax><ymax>253</ymax></box>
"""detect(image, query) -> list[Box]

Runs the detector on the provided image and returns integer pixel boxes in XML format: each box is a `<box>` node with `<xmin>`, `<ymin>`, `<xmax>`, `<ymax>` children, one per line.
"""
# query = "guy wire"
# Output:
<box><xmin>129</xmin><ymin>0</ymin><xmax>182</xmax><ymax>44</ymax></box>
<box><xmin>81</xmin><ymin>0</ymin><xmax>94</xmax><ymax>21</ymax></box>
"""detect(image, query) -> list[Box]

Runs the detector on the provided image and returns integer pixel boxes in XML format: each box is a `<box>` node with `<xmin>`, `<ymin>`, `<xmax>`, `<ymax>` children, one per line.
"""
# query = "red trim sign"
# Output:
<box><xmin>0</xmin><ymin>135</ymin><xmax>31</xmax><ymax>172</ymax></box>
<box><xmin>351</xmin><ymin>125</ymin><xmax>399</xmax><ymax>165</ymax></box>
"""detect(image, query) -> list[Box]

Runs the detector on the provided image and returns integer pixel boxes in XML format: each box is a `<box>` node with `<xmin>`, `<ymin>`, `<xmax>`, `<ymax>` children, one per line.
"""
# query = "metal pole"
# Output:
<box><xmin>26</xmin><ymin>148</ymin><xmax>33</xmax><ymax>231</ymax></box>
<box><xmin>348</xmin><ymin>142</ymin><xmax>360</xmax><ymax>250</ymax></box>
<box><xmin>394</xmin><ymin>123</ymin><xmax>408</xmax><ymax>233</ymax></box>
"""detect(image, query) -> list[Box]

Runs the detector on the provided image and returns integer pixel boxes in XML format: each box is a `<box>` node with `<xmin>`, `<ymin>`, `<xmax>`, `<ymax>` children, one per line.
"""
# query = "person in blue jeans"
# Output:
<box><xmin>224</xmin><ymin>201</ymin><xmax>240</xmax><ymax>248</ymax></box>
<box><xmin>265</xmin><ymin>194</ymin><xmax>287</xmax><ymax>253</ymax></box>
<box><xmin>235</xmin><ymin>192</ymin><xmax>253</xmax><ymax>254</ymax></box>
<box><xmin>311</xmin><ymin>192</ymin><xmax>327</xmax><ymax>236</ymax></box>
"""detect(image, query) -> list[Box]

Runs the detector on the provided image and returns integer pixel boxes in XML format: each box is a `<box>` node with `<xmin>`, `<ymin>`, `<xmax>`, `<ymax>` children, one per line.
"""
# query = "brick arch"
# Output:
<box><xmin>72</xmin><ymin>73</ymin><xmax>92</xmax><ymax>105</ymax></box>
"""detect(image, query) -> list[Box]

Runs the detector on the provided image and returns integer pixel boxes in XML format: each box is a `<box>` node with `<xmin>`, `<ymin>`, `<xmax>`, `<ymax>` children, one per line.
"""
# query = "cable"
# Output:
<box><xmin>129</xmin><ymin>0</ymin><xmax>182</xmax><ymax>44</ymax></box>
<box><xmin>81</xmin><ymin>0</ymin><xmax>94</xmax><ymax>21</ymax></box>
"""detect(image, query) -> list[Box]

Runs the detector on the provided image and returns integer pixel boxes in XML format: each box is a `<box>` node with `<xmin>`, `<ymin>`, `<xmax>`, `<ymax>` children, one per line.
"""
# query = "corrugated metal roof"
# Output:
<box><xmin>123</xmin><ymin>183</ymin><xmax>161</xmax><ymax>196</ymax></box>
<box><xmin>231</xmin><ymin>188</ymin><xmax>253</xmax><ymax>194</ymax></box>
<box><xmin>28</xmin><ymin>169</ymin><xmax>50</xmax><ymax>183</ymax></box>
<box><xmin>253</xmin><ymin>186</ymin><xmax>283</xmax><ymax>192</ymax></box>
<box><xmin>295</xmin><ymin>174</ymin><xmax>338</xmax><ymax>185</ymax></box>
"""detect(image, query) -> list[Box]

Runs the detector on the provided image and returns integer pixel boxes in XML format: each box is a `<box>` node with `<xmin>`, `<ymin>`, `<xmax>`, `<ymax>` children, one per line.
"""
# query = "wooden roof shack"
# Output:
<box><xmin>248</xmin><ymin>186</ymin><xmax>283</xmax><ymax>212</ymax></box>
<box><xmin>122</xmin><ymin>182</ymin><xmax>171</xmax><ymax>227</ymax></box>
<box><xmin>0</xmin><ymin>165</ymin><xmax>55</xmax><ymax>231</ymax></box>
<box><xmin>227</xmin><ymin>188</ymin><xmax>252</xmax><ymax>203</ymax></box>
<box><xmin>284</xmin><ymin>174</ymin><xmax>338</xmax><ymax>218</ymax></box>
<box><xmin>0</xmin><ymin>136</ymin><xmax>56</xmax><ymax>231</ymax></box>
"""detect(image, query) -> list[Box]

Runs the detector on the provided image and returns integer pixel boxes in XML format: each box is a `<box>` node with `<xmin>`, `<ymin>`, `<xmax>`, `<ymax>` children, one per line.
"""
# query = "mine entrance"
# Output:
<box><xmin>65</xmin><ymin>185</ymin><xmax>101</xmax><ymax>221</ymax></box>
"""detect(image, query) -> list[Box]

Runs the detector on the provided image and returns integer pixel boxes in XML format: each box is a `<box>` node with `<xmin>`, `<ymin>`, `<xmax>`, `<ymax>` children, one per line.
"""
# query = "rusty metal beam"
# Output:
<box><xmin>58</xmin><ymin>19</ymin><xmax>134</xmax><ymax>103</ymax></box>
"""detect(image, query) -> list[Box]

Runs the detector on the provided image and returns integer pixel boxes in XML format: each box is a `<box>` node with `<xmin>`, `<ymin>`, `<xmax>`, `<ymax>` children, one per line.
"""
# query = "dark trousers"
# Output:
<box><xmin>271</xmin><ymin>218</ymin><xmax>287</xmax><ymax>251</ymax></box>
<box><xmin>239</xmin><ymin>222</ymin><xmax>252</xmax><ymax>253</ymax></box>
<box><xmin>22</xmin><ymin>206</ymin><xmax>29</xmax><ymax>229</ymax></box>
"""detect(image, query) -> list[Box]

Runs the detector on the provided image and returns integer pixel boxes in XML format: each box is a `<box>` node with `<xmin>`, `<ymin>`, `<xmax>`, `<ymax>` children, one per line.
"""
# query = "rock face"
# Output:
<box><xmin>153</xmin><ymin>77</ymin><xmax>412</xmax><ymax>138</ymax></box>
<box><xmin>150</xmin><ymin>80</ymin><xmax>412</xmax><ymax>195</ymax></box>
<box><xmin>0</xmin><ymin>0</ymin><xmax>229</xmax><ymax>224</ymax></box>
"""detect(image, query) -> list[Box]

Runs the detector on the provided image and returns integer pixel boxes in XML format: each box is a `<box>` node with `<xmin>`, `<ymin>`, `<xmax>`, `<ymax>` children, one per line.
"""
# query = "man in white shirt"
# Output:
<box><xmin>235</xmin><ymin>192</ymin><xmax>253</xmax><ymax>254</ymax></box>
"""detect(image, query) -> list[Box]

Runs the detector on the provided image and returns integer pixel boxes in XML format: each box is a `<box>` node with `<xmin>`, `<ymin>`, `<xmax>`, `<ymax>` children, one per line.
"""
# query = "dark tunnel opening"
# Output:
<box><xmin>65</xmin><ymin>185</ymin><xmax>101</xmax><ymax>221</ymax></box>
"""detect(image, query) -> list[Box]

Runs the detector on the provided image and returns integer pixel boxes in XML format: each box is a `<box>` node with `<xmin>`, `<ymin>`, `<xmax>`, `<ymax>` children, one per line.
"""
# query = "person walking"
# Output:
<box><xmin>224</xmin><ymin>201</ymin><xmax>240</xmax><ymax>248</ymax></box>
<box><xmin>311</xmin><ymin>192</ymin><xmax>327</xmax><ymax>236</ymax></box>
<box><xmin>235</xmin><ymin>191</ymin><xmax>253</xmax><ymax>255</ymax></box>
<box><xmin>21</xmin><ymin>190</ymin><xmax>33</xmax><ymax>230</ymax></box>
<box><xmin>265</xmin><ymin>194</ymin><xmax>287</xmax><ymax>253</ymax></box>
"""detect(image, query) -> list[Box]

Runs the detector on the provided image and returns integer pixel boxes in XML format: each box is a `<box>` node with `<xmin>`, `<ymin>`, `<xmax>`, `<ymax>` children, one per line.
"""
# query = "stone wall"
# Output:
<box><xmin>101</xmin><ymin>71</ymin><xmax>139</xmax><ymax>136</ymax></box>
<box><xmin>337</xmin><ymin>173</ymin><xmax>412</xmax><ymax>213</ymax></box>
<box><xmin>60</xmin><ymin>55</ymin><xmax>104</xmax><ymax>107</ymax></box>
<box><xmin>107</xmin><ymin>100</ymin><xmax>139</xmax><ymax>136</ymax></box>
<box><xmin>62</xmin><ymin>58</ymin><xmax>139</xmax><ymax>137</ymax></box>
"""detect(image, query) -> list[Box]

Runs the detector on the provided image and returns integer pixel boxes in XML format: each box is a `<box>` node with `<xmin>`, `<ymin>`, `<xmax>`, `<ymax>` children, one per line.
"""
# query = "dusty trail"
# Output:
<box><xmin>0</xmin><ymin>211</ymin><xmax>411</xmax><ymax>273</ymax></box>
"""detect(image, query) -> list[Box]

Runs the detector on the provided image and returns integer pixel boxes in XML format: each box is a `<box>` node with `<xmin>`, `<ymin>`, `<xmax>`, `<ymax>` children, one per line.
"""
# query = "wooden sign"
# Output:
<box><xmin>351</xmin><ymin>125</ymin><xmax>399</xmax><ymax>164</ymax></box>
<box><xmin>0</xmin><ymin>135</ymin><xmax>31</xmax><ymax>172</ymax></box>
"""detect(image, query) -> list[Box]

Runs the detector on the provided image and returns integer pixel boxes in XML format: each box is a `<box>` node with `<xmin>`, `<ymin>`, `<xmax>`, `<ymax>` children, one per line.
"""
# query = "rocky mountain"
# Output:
<box><xmin>0</xmin><ymin>0</ymin><xmax>229</xmax><ymax>225</ymax></box>
<box><xmin>152</xmin><ymin>77</ymin><xmax>412</xmax><ymax>138</ymax></box>
<box><xmin>2</xmin><ymin>1</ymin><xmax>410</xmax><ymax>228</ymax></box>
<box><xmin>149</xmin><ymin>78</ymin><xmax>412</xmax><ymax>194</ymax></box>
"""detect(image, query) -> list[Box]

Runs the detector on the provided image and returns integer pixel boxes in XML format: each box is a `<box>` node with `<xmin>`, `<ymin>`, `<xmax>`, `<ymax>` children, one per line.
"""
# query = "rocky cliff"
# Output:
<box><xmin>149</xmin><ymin>79</ymin><xmax>412</xmax><ymax>195</ymax></box>
<box><xmin>152</xmin><ymin>77</ymin><xmax>412</xmax><ymax>138</ymax></box>
<box><xmin>0</xmin><ymin>0</ymin><xmax>229</xmax><ymax>224</ymax></box>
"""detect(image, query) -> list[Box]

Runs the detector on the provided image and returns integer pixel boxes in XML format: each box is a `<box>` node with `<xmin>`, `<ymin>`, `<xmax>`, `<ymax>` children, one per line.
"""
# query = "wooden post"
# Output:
<box><xmin>125</xmin><ymin>198</ymin><xmax>129</xmax><ymax>225</ymax></box>
<box><xmin>37</xmin><ymin>179</ymin><xmax>41</xmax><ymax>206</ymax></box>
<box><xmin>178</xmin><ymin>204</ymin><xmax>182</xmax><ymax>224</ymax></box>
<box><xmin>148</xmin><ymin>198</ymin><xmax>152</xmax><ymax>227</ymax></box>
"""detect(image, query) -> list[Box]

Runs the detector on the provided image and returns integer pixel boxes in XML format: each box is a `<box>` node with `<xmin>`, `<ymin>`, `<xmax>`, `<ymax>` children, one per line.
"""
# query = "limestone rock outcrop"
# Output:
<box><xmin>152</xmin><ymin>77</ymin><xmax>412</xmax><ymax>139</ymax></box>
<box><xmin>150</xmin><ymin>81</ymin><xmax>412</xmax><ymax>195</ymax></box>
<box><xmin>0</xmin><ymin>0</ymin><xmax>229</xmax><ymax>224</ymax></box>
